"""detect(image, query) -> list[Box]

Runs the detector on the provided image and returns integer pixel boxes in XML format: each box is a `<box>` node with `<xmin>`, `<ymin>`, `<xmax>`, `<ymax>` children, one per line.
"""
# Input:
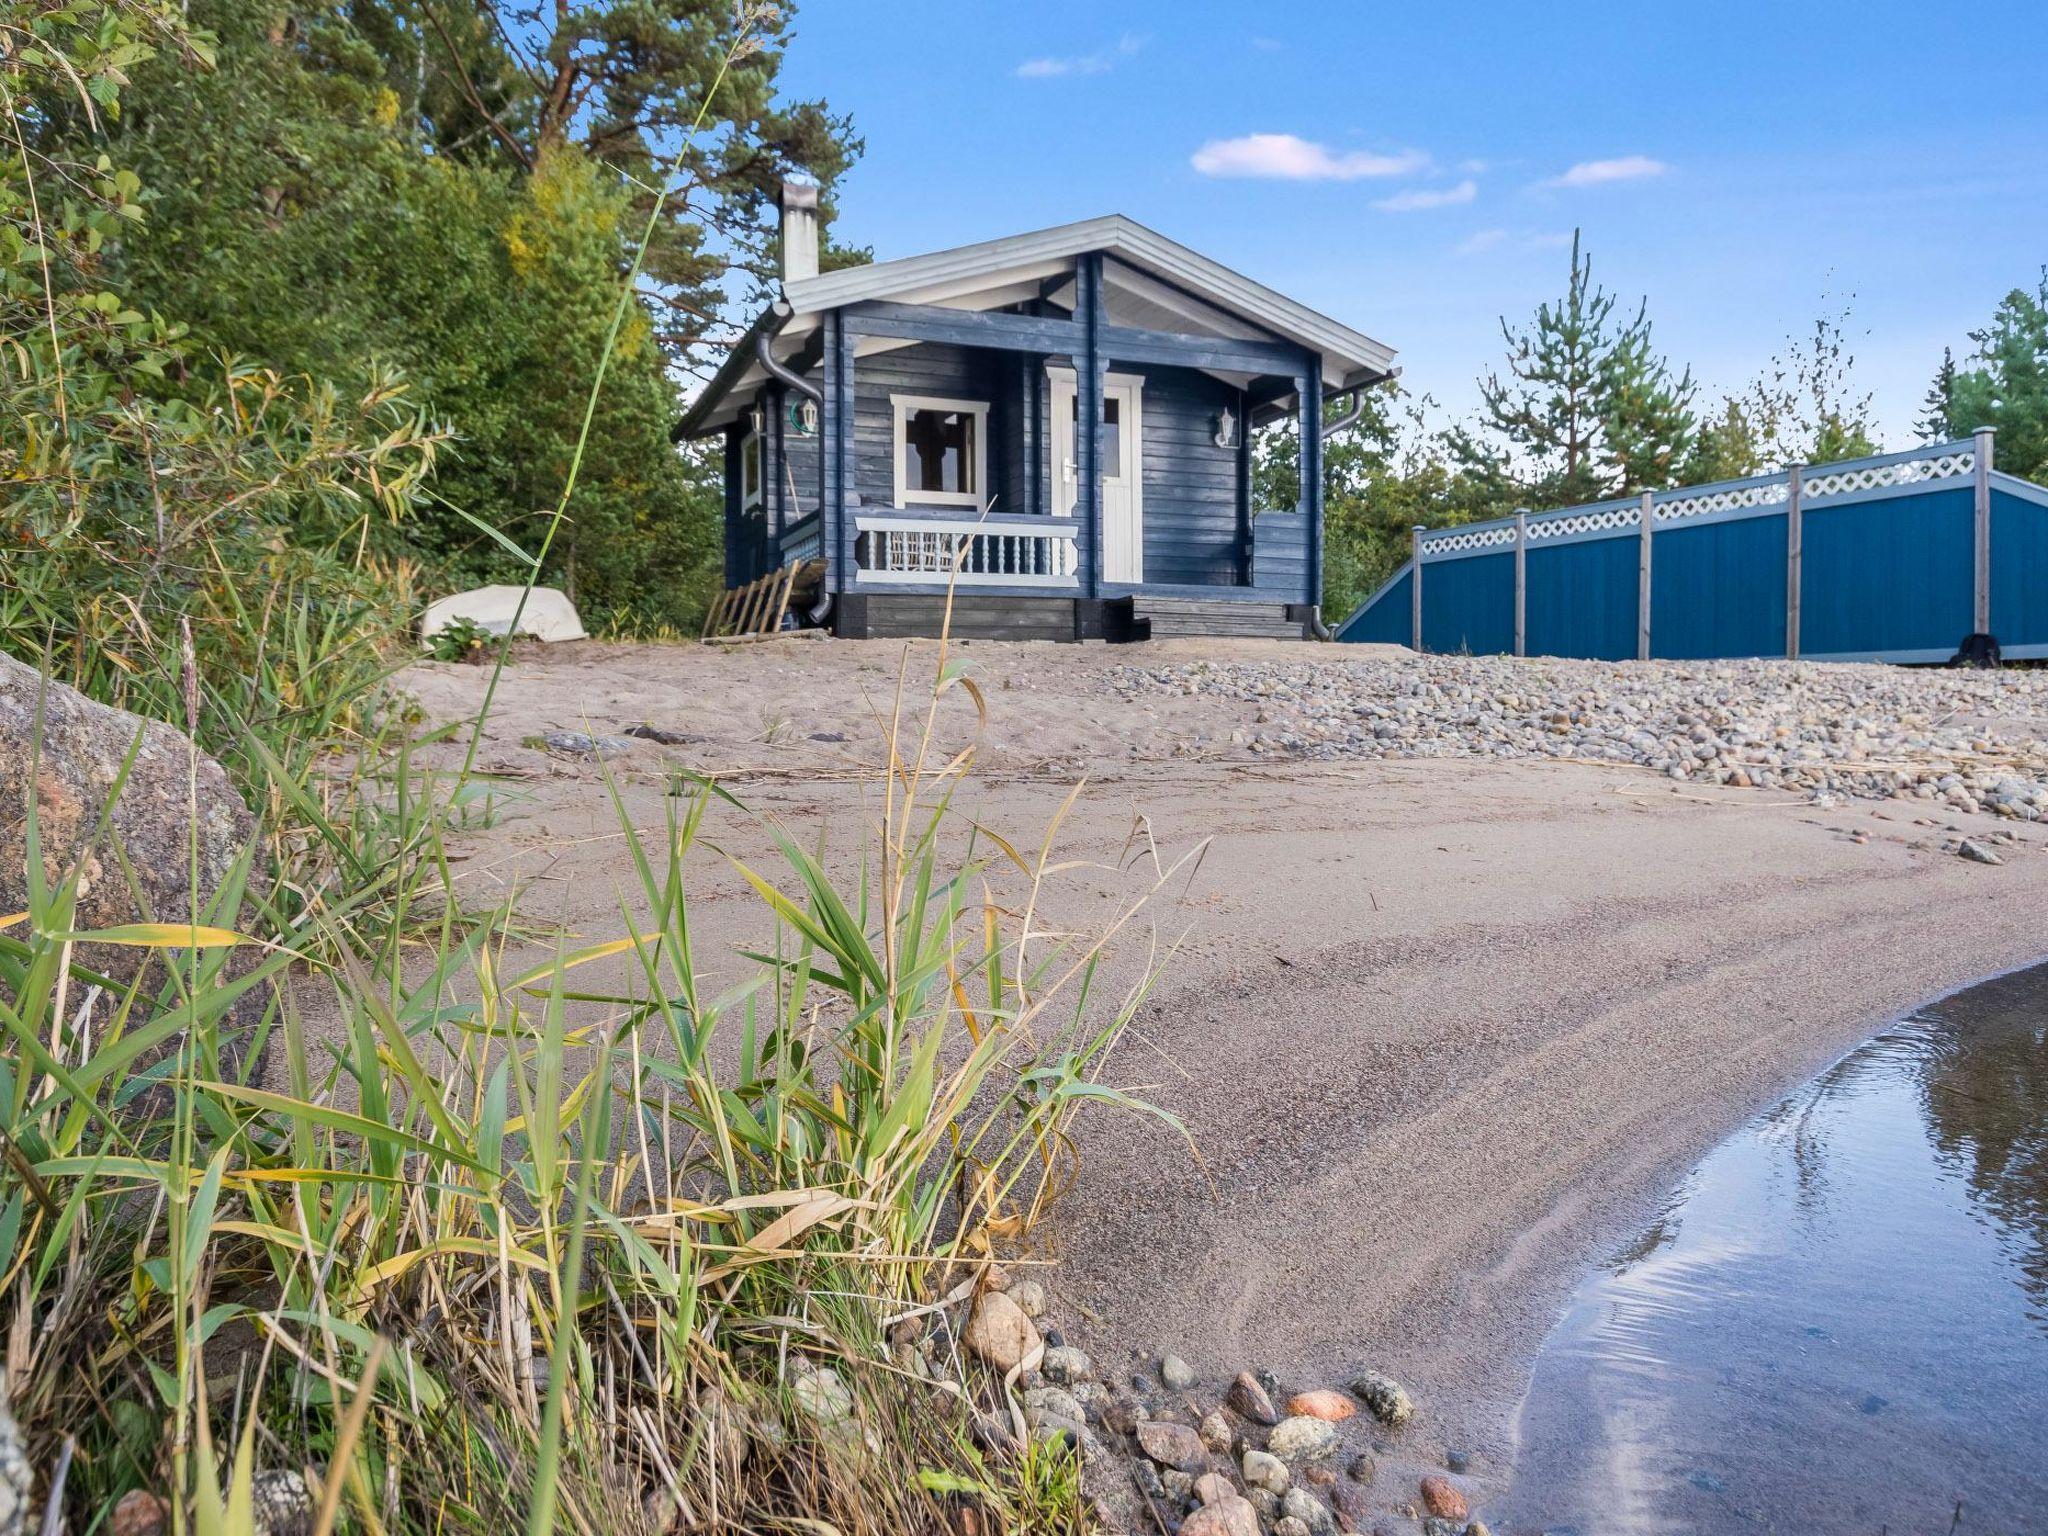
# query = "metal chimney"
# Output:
<box><xmin>780</xmin><ymin>179</ymin><xmax>820</xmax><ymax>285</ymax></box>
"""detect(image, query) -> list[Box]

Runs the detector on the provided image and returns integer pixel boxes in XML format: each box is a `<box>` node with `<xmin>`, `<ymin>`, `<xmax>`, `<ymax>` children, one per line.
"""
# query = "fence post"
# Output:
<box><xmin>1974</xmin><ymin>427</ymin><xmax>1995</xmax><ymax>635</ymax></box>
<box><xmin>1514</xmin><ymin>509</ymin><xmax>1528</xmax><ymax>658</ymax></box>
<box><xmin>1411</xmin><ymin>525</ymin><xmax>1425</xmax><ymax>652</ymax></box>
<box><xmin>1637</xmin><ymin>491</ymin><xmax>1654</xmax><ymax>661</ymax></box>
<box><xmin>1785</xmin><ymin>463</ymin><xmax>1803</xmax><ymax>660</ymax></box>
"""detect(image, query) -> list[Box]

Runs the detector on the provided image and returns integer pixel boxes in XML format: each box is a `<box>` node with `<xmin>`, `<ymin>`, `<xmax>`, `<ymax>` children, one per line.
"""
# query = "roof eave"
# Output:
<box><xmin>671</xmin><ymin>303</ymin><xmax>790</xmax><ymax>442</ymax></box>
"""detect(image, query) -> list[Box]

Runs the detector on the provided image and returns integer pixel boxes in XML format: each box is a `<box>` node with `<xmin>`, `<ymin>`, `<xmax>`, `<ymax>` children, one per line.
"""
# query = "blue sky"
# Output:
<box><xmin>776</xmin><ymin>0</ymin><xmax>2048</xmax><ymax>445</ymax></box>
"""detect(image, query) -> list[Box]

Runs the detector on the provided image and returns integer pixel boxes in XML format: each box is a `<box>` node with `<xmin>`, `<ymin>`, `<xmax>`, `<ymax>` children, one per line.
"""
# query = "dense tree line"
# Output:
<box><xmin>15</xmin><ymin>0</ymin><xmax>857</xmax><ymax>633</ymax></box>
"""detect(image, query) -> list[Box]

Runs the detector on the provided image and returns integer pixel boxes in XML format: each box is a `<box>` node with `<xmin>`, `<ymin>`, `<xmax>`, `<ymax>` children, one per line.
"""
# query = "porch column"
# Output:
<box><xmin>1075</xmin><ymin>253</ymin><xmax>1105</xmax><ymax>596</ymax></box>
<box><xmin>1296</xmin><ymin>354</ymin><xmax>1324</xmax><ymax>607</ymax></box>
<box><xmin>821</xmin><ymin>309</ymin><xmax>854</xmax><ymax>590</ymax></box>
<box><xmin>1235</xmin><ymin>387</ymin><xmax>1253</xmax><ymax>585</ymax></box>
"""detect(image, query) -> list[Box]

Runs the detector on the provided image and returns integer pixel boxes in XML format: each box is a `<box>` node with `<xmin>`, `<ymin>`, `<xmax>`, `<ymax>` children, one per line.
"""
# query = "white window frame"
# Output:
<box><xmin>739</xmin><ymin>429</ymin><xmax>763</xmax><ymax>511</ymax></box>
<box><xmin>892</xmin><ymin>394</ymin><xmax>989</xmax><ymax>510</ymax></box>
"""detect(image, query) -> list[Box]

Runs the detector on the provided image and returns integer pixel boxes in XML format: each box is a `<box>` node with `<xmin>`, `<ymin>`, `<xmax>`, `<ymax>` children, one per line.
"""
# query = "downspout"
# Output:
<box><xmin>1320</xmin><ymin>390</ymin><xmax>1367</xmax><ymax>441</ymax></box>
<box><xmin>755</xmin><ymin>318</ymin><xmax>820</xmax><ymax>405</ymax></box>
<box><xmin>1307</xmin><ymin>367</ymin><xmax>1400</xmax><ymax>640</ymax></box>
<box><xmin>1319</xmin><ymin>365</ymin><xmax>1400</xmax><ymax>441</ymax></box>
<box><xmin>1308</xmin><ymin>392</ymin><xmax>1359</xmax><ymax>637</ymax></box>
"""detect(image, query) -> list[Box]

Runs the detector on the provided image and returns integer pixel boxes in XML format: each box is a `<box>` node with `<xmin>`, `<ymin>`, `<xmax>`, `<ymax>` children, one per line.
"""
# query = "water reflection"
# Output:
<box><xmin>1918</xmin><ymin>977</ymin><xmax>2048</xmax><ymax>1326</ymax></box>
<box><xmin>1498</xmin><ymin>965</ymin><xmax>2048</xmax><ymax>1535</ymax></box>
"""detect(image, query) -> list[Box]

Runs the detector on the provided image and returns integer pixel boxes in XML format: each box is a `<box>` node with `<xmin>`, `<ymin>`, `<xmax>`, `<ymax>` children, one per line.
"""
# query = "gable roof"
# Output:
<box><xmin>677</xmin><ymin>214</ymin><xmax>1396</xmax><ymax>439</ymax></box>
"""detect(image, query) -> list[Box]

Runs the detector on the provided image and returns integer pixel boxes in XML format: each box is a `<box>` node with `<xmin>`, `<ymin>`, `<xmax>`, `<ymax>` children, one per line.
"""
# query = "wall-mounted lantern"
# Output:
<box><xmin>788</xmin><ymin>397</ymin><xmax>820</xmax><ymax>436</ymax></box>
<box><xmin>1212</xmin><ymin>405</ymin><xmax>1238</xmax><ymax>449</ymax></box>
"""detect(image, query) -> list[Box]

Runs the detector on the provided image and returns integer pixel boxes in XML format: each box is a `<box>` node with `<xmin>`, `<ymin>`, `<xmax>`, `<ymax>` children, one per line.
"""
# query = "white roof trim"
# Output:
<box><xmin>781</xmin><ymin>213</ymin><xmax>1395</xmax><ymax>383</ymax></box>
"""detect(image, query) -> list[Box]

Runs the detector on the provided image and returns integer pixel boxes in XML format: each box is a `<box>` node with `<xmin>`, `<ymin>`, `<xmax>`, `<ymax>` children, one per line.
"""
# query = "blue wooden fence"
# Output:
<box><xmin>1337</xmin><ymin>433</ymin><xmax>2048</xmax><ymax>663</ymax></box>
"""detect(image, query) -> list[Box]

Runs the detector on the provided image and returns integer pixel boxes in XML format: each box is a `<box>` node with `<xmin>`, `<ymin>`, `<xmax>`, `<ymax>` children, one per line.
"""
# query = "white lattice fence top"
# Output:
<box><xmin>1655</xmin><ymin>480</ymin><xmax>1791</xmax><ymax>523</ymax></box>
<box><xmin>1421</xmin><ymin>524</ymin><xmax>1518</xmax><ymax>557</ymax></box>
<box><xmin>1394</xmin><ymin>440</ymin><xmax>1984</xmax><ymax>577</ymax></box>
<box><xmin>1525</xmin><ymin>505</ymin><xmax>1640</xmax><ymax>541</ymax></box>
<box><xmin>1803</xmin><ymin>449</ymin><xmax>1974</xmax><ymax>501</ymax></box>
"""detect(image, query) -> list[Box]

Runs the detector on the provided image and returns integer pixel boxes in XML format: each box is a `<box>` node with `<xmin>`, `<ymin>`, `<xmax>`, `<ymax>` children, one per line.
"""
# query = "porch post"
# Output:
<box><xmin>1297</xmin><ymin>354</ymin><xmax>1324</xmax><ymax>607</ymax></box>
<box><xmin>819</xmin><ymin>314</ymin><xmax>840</xmax><ymax>589</ymax></box>
<box><xmin>821</xmin><ymin>309</ymin><xmax>855</xmax><ymax>590</ymax></box>
<box><xmin>1075</xmin><ymin>253</ymin><xmax>1105</xmax><ymax>597</ymax></box>
<box><xmin>1235</xmin><ymin>387</ymin><xmax>1253</xmax><ymax>585</ymax></box>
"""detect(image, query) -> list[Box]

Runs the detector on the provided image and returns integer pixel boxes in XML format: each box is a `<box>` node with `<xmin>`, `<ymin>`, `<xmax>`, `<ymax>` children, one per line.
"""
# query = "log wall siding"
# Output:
<box><xmin>1128</xmin><ymin>363</ymin><xmax>1242</xmax><ymax>586</ymax></box>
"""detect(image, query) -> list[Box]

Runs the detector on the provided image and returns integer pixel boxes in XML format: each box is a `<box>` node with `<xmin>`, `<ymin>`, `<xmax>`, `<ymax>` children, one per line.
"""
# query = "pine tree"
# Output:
<box><xmin>1682</xmin><ymin>397</ymin><xmax>1766</xmax><ymax>483</ymax></box>
<box><xmin>1948</xmin><ymin>273</ymin><xmax>2048</xmax><ymax>480</ymax></box>
<box><xmin>1450</xmin><ymin>230</ymin><xmax>1694</xmax><ymax>508</ymax></box>
<box><xmin>1918</xmin><ymin>346</ymin><xmax>1958</xmax><ymax>442</ymax></box>
<box><xmin>1600</xmin><ymin>304</ymin><xmax>1697</xmax><ymax>492</ymax></box>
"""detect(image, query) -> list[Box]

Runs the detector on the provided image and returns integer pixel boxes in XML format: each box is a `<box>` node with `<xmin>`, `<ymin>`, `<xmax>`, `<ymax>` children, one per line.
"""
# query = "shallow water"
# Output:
<box><xmin>1496</xmin><ymin>964</ymin><xmax>2048</xmax><ymax>1535</ymax></box>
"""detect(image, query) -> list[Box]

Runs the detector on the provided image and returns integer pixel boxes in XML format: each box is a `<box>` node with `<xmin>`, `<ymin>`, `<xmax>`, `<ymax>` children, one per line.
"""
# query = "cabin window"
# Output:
<box><xmin>740</xmin><ymin>430</ymin><xmax>763</xmax><ymax>510</ymax></box>
<box><xmin>892</xmin><ymin>396</ymin><xmax>988</xmax><ymax>508</ymax></box>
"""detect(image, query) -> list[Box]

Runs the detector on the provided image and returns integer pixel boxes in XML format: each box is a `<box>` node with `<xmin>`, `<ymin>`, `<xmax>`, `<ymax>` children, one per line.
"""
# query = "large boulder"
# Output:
<box><xmin>420</xmin><ymin>584</ymin><xmax>587</xmax><ymax>644</ymax></box>
<box><xmin>1</xmin><ymin>649</ymin><xmax>260</xmax><ymax>988</ymax></box>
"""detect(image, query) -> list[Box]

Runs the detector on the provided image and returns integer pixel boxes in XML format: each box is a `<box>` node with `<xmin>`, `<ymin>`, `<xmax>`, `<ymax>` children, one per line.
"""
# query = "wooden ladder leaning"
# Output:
<box><xmin>700</xmin><ymin>561</ymin><xmax>816</xmax><ymax>642</ymax></box>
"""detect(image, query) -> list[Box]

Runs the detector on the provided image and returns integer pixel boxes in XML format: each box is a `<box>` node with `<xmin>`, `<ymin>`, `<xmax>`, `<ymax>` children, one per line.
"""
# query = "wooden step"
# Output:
<box><xmin>1131</xmin><ymin>596</ymin><xmax>1304</xmax><ymax>640</ymax></box>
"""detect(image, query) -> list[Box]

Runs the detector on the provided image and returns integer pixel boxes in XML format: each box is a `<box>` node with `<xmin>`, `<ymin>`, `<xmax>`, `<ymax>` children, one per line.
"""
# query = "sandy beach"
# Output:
<box><xmin>402</xmin><ymin>635</ymin><xmax>2048</xmax><ymax>1505</ymax></box>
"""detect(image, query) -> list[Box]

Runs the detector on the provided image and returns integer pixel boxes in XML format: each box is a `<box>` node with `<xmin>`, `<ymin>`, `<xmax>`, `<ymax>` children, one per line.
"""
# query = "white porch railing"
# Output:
<box><xmin>853</xmin><ymin>513</ymin><xmax>1079</xmax><ymax>587</ymax></box>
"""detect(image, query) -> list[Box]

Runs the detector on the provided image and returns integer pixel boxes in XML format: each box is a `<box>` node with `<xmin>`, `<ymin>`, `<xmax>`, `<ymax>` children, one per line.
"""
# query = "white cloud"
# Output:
<box><xmin>1455</xmin><ymin>229</ymin><xmax>1508</xmax><ymax>256</ymax></box>
<box><xmin>1375</xmin><ymin>179</ymin><xmax>1478</xmax><ymax>213</ymax></box>
<box><xmin>1541</xmin><ymin>155</ymin><xmax>1669</xmax><ymax>189</ymax></box>
<box><xmin>1016</xmin><ymin>33</ymin><xmax>1146</xmax><ymax>79</ymax></box>
<box><xmin>1190</xmin><ymin>133</ymin><xmax>1429</xmax><ymax>181</ymax></box>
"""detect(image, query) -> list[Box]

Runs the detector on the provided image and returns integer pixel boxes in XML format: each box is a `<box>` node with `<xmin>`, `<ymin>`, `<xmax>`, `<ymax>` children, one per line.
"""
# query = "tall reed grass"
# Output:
<box><xmin>1</xmin><ymin>623</ymin><xmax>1187</xmax><ymax>1533</ymax></box>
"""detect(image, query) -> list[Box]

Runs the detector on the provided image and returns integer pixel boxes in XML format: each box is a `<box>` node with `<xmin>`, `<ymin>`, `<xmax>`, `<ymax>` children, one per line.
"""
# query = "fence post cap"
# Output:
<box><xmin>1972</xmin><ymin>424</ymin><xmax>1997</xmax><ymax>437</ymax></box>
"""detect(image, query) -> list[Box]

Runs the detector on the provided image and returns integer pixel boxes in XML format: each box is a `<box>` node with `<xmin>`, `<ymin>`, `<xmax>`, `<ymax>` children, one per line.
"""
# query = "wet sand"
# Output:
<box><xmin>402</xmin><ymin>636</ymin><xmax>2048</xmax><ymax>1503</ymax></box>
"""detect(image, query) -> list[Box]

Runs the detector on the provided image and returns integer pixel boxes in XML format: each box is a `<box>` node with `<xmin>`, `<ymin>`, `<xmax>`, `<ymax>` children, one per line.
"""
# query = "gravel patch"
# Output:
<box><xmin>1109</xmin><ymin>655</ymin><xmax>2048</xmax><ymax>816</ymax></box>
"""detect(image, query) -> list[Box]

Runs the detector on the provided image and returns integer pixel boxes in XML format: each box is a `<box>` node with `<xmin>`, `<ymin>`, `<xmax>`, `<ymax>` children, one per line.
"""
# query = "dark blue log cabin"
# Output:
<box><xmin>673</xmin><ymin>182</ymin><xmax>1396</xmax><ymax>641</ymax></box>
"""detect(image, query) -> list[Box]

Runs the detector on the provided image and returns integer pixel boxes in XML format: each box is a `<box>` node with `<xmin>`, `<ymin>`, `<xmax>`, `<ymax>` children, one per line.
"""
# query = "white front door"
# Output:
<box><xmin>1052</xmin><ymin>372</ymin><xmax>1144</xmax><ymax>583</ymax></box>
